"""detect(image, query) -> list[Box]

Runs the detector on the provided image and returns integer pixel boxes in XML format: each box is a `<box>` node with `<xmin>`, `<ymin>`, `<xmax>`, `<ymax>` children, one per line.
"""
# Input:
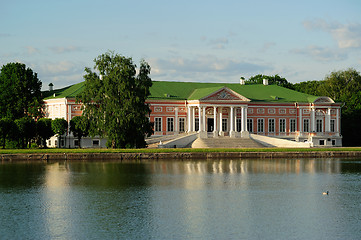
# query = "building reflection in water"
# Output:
<box><xmin>148</xmin><ymin>158</ymin><xmax>342</xmax><ymax>175</ymax></box>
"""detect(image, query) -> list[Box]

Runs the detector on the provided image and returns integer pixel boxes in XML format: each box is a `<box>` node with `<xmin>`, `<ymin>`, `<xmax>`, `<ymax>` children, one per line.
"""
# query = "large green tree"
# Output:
<box><xmin>0</xmin><ymin>63</ymin><xmax>43</xmax><ymax>119</ymax></box>
<box><xmin>69</xmin><ymin>116</ymin><xmax>89</xmax><ymax>148</ymax></box>
<box><xmin>36</xmin><ymin>118</ymin><xmax>54</xmax><ymax>148</ymax></box>
<box><xmin>15</xmin><ymin>117</ymin><xmax>36</xmax><ymax>148</ymax></box>
<box><xmin>79</xmin><ymin>51</ymin><xmax>153</xmax><ymax>148</ymax></box>
<box><xmin>51</xmin><ymin>118</ymin><xmax>68</xmax><ymax>148</ymax></box>
<box><xmin>0</xmin><ymin>118</ymin><xmax>16</xmax><ymax>148</ymax></box>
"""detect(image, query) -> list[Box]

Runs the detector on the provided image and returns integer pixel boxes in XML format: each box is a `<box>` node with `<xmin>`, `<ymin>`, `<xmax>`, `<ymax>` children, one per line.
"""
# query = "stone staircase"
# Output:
<box><xmin>191</xmin><ymin>137</ymin><xmax>266</xmax><ymax>148</ymax></box>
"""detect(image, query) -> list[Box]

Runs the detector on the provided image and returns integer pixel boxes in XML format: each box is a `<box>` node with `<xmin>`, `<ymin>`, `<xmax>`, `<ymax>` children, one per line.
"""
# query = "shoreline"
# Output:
<box><xmin>2</xmin><ymin>151</ymin><xmax>361</xmax><ymax>161</ymax></box>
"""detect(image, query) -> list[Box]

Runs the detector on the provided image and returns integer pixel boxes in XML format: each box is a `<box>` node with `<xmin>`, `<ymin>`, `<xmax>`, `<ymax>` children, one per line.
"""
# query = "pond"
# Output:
<box><xmin>0</xmin><ymin>158</ymin><xmax>360</xmax><ymax>239</ymax></box>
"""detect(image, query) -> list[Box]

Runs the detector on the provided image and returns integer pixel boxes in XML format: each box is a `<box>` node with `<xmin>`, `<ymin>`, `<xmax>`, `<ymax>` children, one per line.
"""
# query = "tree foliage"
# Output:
<box><xmin>15</xmin><ymin>117</ymin><xmax>36</xmax><ymax>148</ymax></box>
<box><xmin>78</xmin><ymin>51</ymin><xmax>153</xmax><ymax>148</ymax></box>
<box><xmin>69</xmin><ymin>116</ymin><xmax>89</xmax><ymax>148</ymax></box>
<box><xmin>0</xmin><ymin>63</ymin><xmax>43</xmax><ymax>119</ymax></box>
<box><xmin>0</xmin><ymin>118</ymin><xmax>16</xmax><ymax>149</ymax></box>
<box><xmin>36</xmin><ymin>118</ymin><xmax>53</xmax><ymax>148</ymax></box>
<box><xmin>246</xmin><ymin>74</ymin><xmax>294</xmax><ymax>89</ymax></box>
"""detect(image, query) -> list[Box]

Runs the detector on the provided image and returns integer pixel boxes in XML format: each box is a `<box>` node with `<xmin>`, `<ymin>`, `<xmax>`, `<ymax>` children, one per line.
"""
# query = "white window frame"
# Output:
<box><xmin>167</xmin><ymin>117</ymin><xmax>174</xmax><ymax>132</ymax></box>
<box><xmin>330</xmin><ymin>119</ymin><xmax>335</xmax><ymax>132</ymax></box>
<box><xmin>247</xmin><ymin>119</ymin><xmax>253</xmax><ymax>133</ymax></box>
<box><xmin>236</xmin><ymin>118</ymin><xmax>242</xmax><ymax>132</ymax></box>
<box><xmin>179</xmin><ymin>117</ymin><xmax>185</xmax><ymax>132</ymax></box>
<box><xmin>279</xmin><ymin>118</ymin><xmax>286</xmax><ymax>133</ymax></box>
<box><xmin>268</xmin><ymin>118</ymin><xmax>275</xmax><ymax>133</ymax></box>
<box><xmin>222</xmin><ymin>118</ymin><xmax>228</xmax><ymax>132</ymax></box>
<box><xmin>316</xmin><ymin>119</ymin><xmax>323</xmax><ymax>133</ymax></box>
<box><xmin>303</xmin><ymin>119</ymin><xmax>309</xmax><ymax>132</ymax></box>
<box><xmin>154</xmin><ymin>117</ymin><xmax>162</xmax><ymax>132</ymax></box>
<box><xmin>290</xmin><ymin>119</ymin><xmax>296</xmax><ymax>132</ymax></box>
<box><xmin>257</xmin><ymin>118</ymin><xmax>264</xmax><ymax>133</ymax></box>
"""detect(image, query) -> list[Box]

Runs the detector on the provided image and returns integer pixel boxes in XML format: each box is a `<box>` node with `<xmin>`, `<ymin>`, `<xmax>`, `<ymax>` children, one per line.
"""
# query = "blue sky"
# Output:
<box><xmin>2</xmin><ymin>0</ymin><xmax>361</xmax><ymax>90</ymax></box>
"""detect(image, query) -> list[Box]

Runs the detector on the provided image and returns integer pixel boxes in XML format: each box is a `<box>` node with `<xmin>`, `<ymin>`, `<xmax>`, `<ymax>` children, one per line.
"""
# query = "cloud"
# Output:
<box><xmin>303</xmin><ymin>19</ymin><xmax>361</xmax><ymax>49</ymax></box>
<box><xmin>149</xmin><ymin>55</ymin><xmax>271</xmax><ymax>82</ymax></box>
<box><xmin>261</xmin><ymin>42</ymin><xmax>276</xmax><ymax>52</ymax></box>
<box><xmin>0</xmin><ymin>33</ymin><xmax>11</xmax><ymax>38</ymax></box>
<box><xmin>291</xmin><ymin>45</ymin><xmax>347</xmax><ymax>61</ymax></box>
<box><xmin>25</xmin><ymin>46</ymin><xmax>40</xmax><ymax>55</ymax></box>
<box><xmin>201</xmin><ymin>36</ymin><xmax>229</xmax><ymax>49</ymax></box>
<box><xmin>49</xmin><ymin>46</ymin><xmax>83</xmax><ymax>54</ymax></box>
<box><xmin>37</xmin><ymin>61</ymin><xmax>82</xmax><ymax>76</ymax></box>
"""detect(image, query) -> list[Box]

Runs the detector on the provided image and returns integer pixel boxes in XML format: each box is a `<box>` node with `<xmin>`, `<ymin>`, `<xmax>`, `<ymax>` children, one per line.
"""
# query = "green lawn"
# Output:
<box><xmin>1</xmin><ymin>147</ymin><xmax>361</xmax><ymax>154</ymax></box>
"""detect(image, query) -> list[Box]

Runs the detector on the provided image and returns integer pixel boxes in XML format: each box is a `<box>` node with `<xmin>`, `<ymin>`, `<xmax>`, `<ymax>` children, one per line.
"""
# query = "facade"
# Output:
<box><xmin>43</xmin><ymin>79</ymin><xmax>342</xmax><ymax>147</ymax></box>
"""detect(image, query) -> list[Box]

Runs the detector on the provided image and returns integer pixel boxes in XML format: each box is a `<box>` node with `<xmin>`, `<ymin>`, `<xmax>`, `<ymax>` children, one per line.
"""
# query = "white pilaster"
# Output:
<box><xmin>230</xmin><ymin>106</ymin><xmax>235</xmax><ymax>137</ymax></box>
<box><xmin>326</xmin><ymin>108</ymin><xmax>331</xmax><ymax>132</ymax></box>
<box><xmin>198</xmin><ymin>106</ymin><xmax>202</xmax><ymax>133</ymax></box>
<box><xmin>187</xmin><ymin>106</ymin><xmax>191</xmax><ymax>133</ymax></box>
<box><xmin>311</xmin><ymin>107</ymin><xmax>316</xmax><ymax>132</ymax></box>
<box><xmin>219</xmin><ymin>107</ymin><xmax>223</xmax><ymax>135</ymax></box>
<box><xmin>299</xmin><ymin>107</ymin><xmax>303</xmax><ymax>134</ymax></box>
<box><xmin>202</xmin><ymin>107</ymin><xmax>206</xmax><ymax>132</ymax></box>
<box><xmin>213</xmin><ymin>106</ymin><xmax>217</xmax><ymax>137</ymax></box>
<box><xmin>192</xmin><ymin>107</ymin><xmax>195</xmax><ymax>132</ymax></box>
<box><xmin>175</xmin><ymin>107</ymin><xmax>178</xmax><ymax>134</ymax></box>
<box><xmin>336</xmin><ymin>108</ymin><xmax>340</xmax><ymax>135</ymax></box>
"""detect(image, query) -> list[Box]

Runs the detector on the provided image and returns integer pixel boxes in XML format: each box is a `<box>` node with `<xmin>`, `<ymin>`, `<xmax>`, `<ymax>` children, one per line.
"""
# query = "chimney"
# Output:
<box><xmin>240</xmin><ymin>77</ymin><xmax>245</xmax><ymax>85</ymax></box>
<box><xmin>49</xmin><ymin>83</ymin><xmax>54</xmax><ymax>91</ymax></box>
<box><xmin>263</xmin><ymin>78</ymin><xmax>268</xmax><ymax>86</ymax></box>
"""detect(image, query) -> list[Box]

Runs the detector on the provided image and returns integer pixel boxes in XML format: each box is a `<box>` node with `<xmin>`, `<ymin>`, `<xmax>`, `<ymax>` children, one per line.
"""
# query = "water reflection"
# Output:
<box><xmin>0</xmin><ymin>159</ymin><xmax>360</xmax><ymax>239</ymax></box>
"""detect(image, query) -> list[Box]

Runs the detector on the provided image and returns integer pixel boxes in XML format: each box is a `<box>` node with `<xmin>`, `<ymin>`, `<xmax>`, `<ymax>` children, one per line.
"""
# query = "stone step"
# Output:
<box><xmin>192</xmin><ymin>137</ymin><xmax>265</xmax><ymax>148</ymax></box>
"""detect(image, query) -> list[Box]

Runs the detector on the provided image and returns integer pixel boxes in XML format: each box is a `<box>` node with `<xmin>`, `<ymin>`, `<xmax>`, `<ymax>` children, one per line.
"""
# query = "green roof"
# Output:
<box><xmin>43</xmin><ymin>80</ymin><xmax>320</xmax><ymax>103</ymax></box>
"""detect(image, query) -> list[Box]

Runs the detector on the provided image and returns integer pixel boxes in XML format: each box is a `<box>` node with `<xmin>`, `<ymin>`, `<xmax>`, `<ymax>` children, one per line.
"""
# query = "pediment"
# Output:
<box><xmin>313</xmin><ymin>96</ymin><xmax>334</xmax><ymax>104</ymax></box>
<box><xmin>201</xmin><ymin>87</ymin><xmax>250</xmax><ymax>101</ymax></box>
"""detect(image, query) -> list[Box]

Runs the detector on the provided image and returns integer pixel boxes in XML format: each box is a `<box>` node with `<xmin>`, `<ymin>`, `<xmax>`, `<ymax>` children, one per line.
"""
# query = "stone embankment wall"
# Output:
<box><xmin>2</xmin><ymin>151</ymin><xmax>361</xmax><ymax>162</ymax></box>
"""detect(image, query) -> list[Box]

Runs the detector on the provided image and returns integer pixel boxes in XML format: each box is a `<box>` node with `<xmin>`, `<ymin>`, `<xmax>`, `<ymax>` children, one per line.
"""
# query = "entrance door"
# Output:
<box><xmin>207</xmin><ymin>118</ymin><xmax>214</xmax><ymax>132</ymax></box>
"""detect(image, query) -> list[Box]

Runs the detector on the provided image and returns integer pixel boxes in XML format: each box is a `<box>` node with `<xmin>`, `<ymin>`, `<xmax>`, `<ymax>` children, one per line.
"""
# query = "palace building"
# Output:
<box><xmin>43</xmin><ymin>79</ymin><xmax>342</xmax><ymax>148</ymax></box>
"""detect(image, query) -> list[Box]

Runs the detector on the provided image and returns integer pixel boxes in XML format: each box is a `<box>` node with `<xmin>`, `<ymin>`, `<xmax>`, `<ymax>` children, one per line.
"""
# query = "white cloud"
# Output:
<box><xmin>303</xmin><ymin>19</ymin><xmax>361</xmax><ymax>49</ymax></box>
<box><xmin>25</xmin><ymin>46</ymin><xmax>40</xmax><ymax>55</ymax></box>
<box><xmin>149</xmin><ymin>55</ymin><xmax>271</xmax><ymax>82</ymax></box>
<box><xmin>291</xmin><ymin>45</ymin><xmax>347</xmax><ymax>61</ymax></box>
<box><xmin>49</xmin><ymin>46</ymin><xmax>83</xmax><ymax>54</ymax></box>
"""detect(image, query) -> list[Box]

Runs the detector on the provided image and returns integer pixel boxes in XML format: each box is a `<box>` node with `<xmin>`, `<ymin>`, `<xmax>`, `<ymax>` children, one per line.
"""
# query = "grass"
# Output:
<box><xmin>1</xmin><ymin>147</ymin><xmax>361</xmax><ymax>154</ymax></box>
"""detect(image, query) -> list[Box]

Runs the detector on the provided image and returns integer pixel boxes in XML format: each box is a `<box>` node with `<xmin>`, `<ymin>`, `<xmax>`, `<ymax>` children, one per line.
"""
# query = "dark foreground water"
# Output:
<box><xmin>0</xmin><ymin>158</ymin><xmax>360</xmax><ymax>240</ymax></box>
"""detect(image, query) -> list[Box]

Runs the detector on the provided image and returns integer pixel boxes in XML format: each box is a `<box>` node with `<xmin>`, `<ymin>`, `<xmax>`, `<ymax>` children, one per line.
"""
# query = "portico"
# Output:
<box><xmin>187</xmin><ymin>104</ymin><xmax>250</xmax><ymax>138</ymax></box>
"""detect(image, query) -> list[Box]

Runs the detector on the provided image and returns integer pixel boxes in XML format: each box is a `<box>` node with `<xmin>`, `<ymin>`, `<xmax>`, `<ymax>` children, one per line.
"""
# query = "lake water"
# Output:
<box><xmin>0</xmin><ymin>158</ymin><xmax>360</xmax><ymax>240</ymax></box>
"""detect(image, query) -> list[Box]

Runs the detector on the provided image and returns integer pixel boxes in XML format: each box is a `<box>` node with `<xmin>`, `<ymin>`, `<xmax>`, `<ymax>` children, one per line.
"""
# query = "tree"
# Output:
<box><xmin>51</xmin><ymin>118</ymin><xmax>68</xmax><ymax>148</ymax></box>
<box><xmin>69</xmin><ymin>116</ymin><xmax>89</xmax><ymax>148</ymax></box>
<box><xmin>15</xmin><ymin>117</ymin><xmax>36</xmax><ymax>148</ymax></box>
<box><xmin>0</xmin><ymin>118</ymin><xmax>16</xmax><ymax>148</ymax></box>
<box><xmin>0</xmin><ymin>62</ymin><xmax>43</xmax><ymax>119</ymax></box>
<box><xmin>246</xmin><ymin>74</ymin><xmax>294</xmax><ymax>89</ymax></box>
<box><xmin>36</xmin><ymin>118</ymin><xmax>53</xmax><ymax>148</ymax></box>
<box><xmin>293</xmin><ymin>80</ymin><xmax>324</xmax><ymax>96</ymax></box>
<box><xmin>78</xmin><ymin>51</ymin><xmax>153</xmax><ymax>148</ymax></box>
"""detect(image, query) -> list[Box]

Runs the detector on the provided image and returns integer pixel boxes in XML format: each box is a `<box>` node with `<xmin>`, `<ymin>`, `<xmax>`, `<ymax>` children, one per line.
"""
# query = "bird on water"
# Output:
<box><xmin>323</xmin><ymin>191</ymin><xmax>329</xmax><ymax>195</ymax></box>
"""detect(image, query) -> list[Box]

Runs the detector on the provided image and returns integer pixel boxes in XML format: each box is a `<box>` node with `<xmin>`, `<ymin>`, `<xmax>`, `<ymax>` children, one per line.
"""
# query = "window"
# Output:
<box><xmin>195</xmin><ymin>118</ymin><xmax>199</xmax><ymax>131</ymax></box>
<box><xmin>247</xmin><ymin>119</ymin><xmax>253</xmax><ymax>133</ymax></box>
<box><xmin>179</xmin><ymin>118</ymin><xmax>185</xmax><ymax>132</ymax></box>
<box><xmin>222</xmin><ymin>119</ymin><xmax>228</xmax><ymax>132</ymax></box>
<box><xmin>74</xmin><ymin>139</ymin><xmax>79</xmax><ymax>147</ymax></box>
<box><xmin>257</xmin><ymin>119</ymin><xmax>264</xmax><ymax>133</ymax></box>
<box><xmin>155</xmin><ymin>117</ymin><xmax>162</xmax><ymax>132</ymax></box>
<box><xmin>236</xmin><ymin>118</ymin><xmax>242</xmax><ymax>132</ymax></box>
<box><xmin>61</xmin><ymin>139</ymin><xmax>65</xmax><ymax>147</ymax></box>
<box><xmin>316</xmin><ymin>119</ymin><xmax>323</xmax><ymax>132</ymax></box>
<box><xmin>279</xmin><ymin>119</ymin><xmax>286</xmax><ymax>132</ymax></box>
<box><xmin>268</xmin><ymin>119</ymin><xmax>275</xmax><ymax>133</ymax></box>
<box><xmin>303</xmin><ymin>119</ymin><xmax>309</xmax><ymax>132</ymax></box>
<box><xmin>290</xmin><ymin>119</ymin><xmax>296</xmax><ymax>132</ymax></box>
<box><xmin>330</xmin><ymin>119</ymin><xmax>335</xmax><ymax>132</ymax></box>
<box><xmin>93</xmin><ymin>139</ymin><xmax>99</xmax><ymax>147</ymax></box>
<box><xmin>332</xmin><ymin>139</ymin><xmax>336</xmax><ymax>146</ymax></box>
<box><xmin>319</xmin><ymin>139</ymin><xmax>325</xmax><ymax>145</ymax></box>
<box><xmin>167</xmin><ymin>118</ymin><xmax>174</xmax><ymax>132</ymax></box>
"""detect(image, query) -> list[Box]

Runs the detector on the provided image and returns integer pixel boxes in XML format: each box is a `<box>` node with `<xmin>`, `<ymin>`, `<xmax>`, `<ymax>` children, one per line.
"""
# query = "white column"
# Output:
<box><xmin>175</xmin><ymin>107</ymin><xmax>178</xmax><ymax>133</ymax></box>
<box><xmin>311</xmin><ymin>107</ymin><xmax>316</xmax><ymax>132</ymax></box>
<box><xmin>234</xmin><ymin>108</ymin><xmax>238</xmax><ymax>132</ymax></box>
<box><xmin>213</xmin><ymin>106</ymin><xmax>217</xmax><ymax>136</ymax></box>
<box><xmin>187</xmin><ymin>106</ymin><xmax>191</xmax><ymax>133</ymax></box>
<box><xmin>219</xmin><ymin>107</ymin><xmax>223</xmax><ymax>135</ymax></box>
<box><xmin>336</xmin><ymin>108</ymin><xmax>340</xmax><ymax>135</ymax></box>
<box><xmin>230</xmin><ymin>106</ymin><xmax>234</xmax><ymax>137</ymax></box>
<box><xmin>299</xmin><ymin>107</ymin><xmax>303</xmax><ymax>133</ymax></box>
<box><xmin>325</xmin><ymin>108</ymin><xmax>331</xmax><ymax>132</ymax></box>
<box><xmin>202</xmin><ymin>107</ymin><xmax>206</xmax><ymax>132</ymax></box>
<box><xmin>192</xmin><ymin>107</ymin><xmax>195</xmax><ymax>132</ymax></box>
<box><xmin>197</xmin><ymin>106</ymin><xmax>201</xmax><ymax>132</ymax></box>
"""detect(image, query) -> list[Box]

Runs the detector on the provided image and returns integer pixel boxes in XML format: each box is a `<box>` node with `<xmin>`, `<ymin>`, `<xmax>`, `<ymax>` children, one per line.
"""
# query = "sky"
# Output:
<box><xmin>2</xmin><ymin>0</ymin><xmax>361</xmax><ymax>90</ymax></box>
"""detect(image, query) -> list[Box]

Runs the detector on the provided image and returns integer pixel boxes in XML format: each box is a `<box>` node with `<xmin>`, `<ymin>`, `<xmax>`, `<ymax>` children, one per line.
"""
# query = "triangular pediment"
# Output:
<box><xmin>201</xmin><ymin>87</ymin><xmax>250</xmax><ymax>101</ymax></box>
<box><xmin>313</xmin><ymin>96</ymin><xmax>334</xmax><ymax>104</ymax></box>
